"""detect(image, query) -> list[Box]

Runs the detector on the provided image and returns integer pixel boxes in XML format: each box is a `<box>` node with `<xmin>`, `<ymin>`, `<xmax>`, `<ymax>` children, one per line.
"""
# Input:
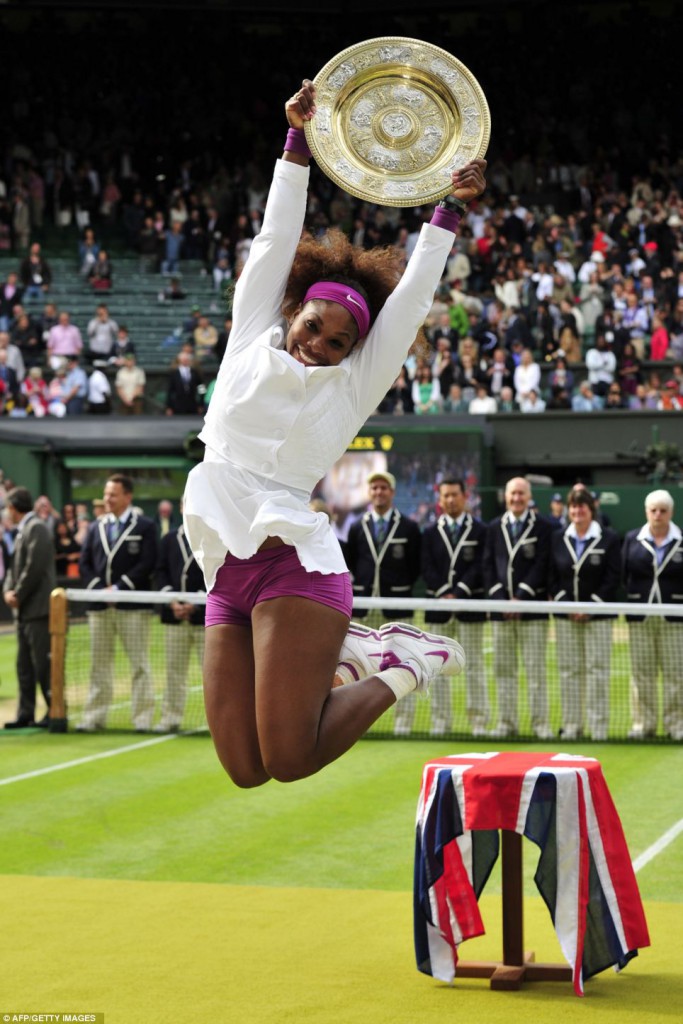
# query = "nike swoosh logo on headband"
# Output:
<box><xmin>346</xmin><ymin>294</ymin><xmax>363</xmax><ymax>309</ymax></box>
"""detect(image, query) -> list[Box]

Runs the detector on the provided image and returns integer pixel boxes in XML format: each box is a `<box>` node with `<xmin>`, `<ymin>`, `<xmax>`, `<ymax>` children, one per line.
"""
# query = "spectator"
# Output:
<box><xmin>46</xmin><ymin>362</ymin><xmax>70</xmax><ymax>417</ymax></box>
<box><xmin>86</xmin><ymin>304</ymin><xmax>119</xmax><ymax>364</ymax></box>
<box><xmin>411</xmin><ymin>364</ymin><xmax>442</xmax><ymax>414</ymax></box>
<box><xmin>160</xmin><ymin>276</ymin><xmax>187</xmax><ymax>302</ymax></box>
<box><xmin>378</xmin><ymin>366</ymin><xmax>414</xmax><ymax>415</ymax></box>
<box><xmin>604</xmin><ymin>382</ymin><xmax>626</xmax><ymax>409</ymax></box>
<box><xmin>165</xmin><ymin>348</ymin><xmax>203</xmax><ymax>416</ymax></box>
<box><xmin>572</xmin><ymin>380</ymin><xmax>603</xmax><ymax>411</ymax></box>
<box><xmin>548</xmin><ymin>355</ymin><xmax>575</xmax><ymax>394</ymax></box>
<box><xmin>585</xmin><ymin>333</ymin><xmax>616</xmax><ymax>397</ymax></box>
<box><xmin>21</xmin><ymin>366</ymin><xmax>48</xmax><ymax>416</ymax></box>
<box><xmin>78</xmin><ymin>227</ymin><xmax>100</xmax><ymax>277</ymax></box>
<box><xmin>496</xmin><ymin>385</ymin><xmax>518</xmax><ymax>412</ymax></box>
<box><xmin>2</xmin><ymin>486</ymin><xmax>55</xmax><ymax>728</ymax></box>
<box><xmin>0</xmin><ymin>330</ymin><xmax>25</xmax><ymax>383</ymax></box>
<box><xmin>658</xmin><ymin>379</ymin><xmax>683</xmax><ymax>411</ymax></box>
<box><xmin>519</xmin><ymin>388</ymin><xmax>547</xmax><ymax>413</ymax></box>
<box><xmin>108</xmin><ymin>325</ymin><xmax>136</xmax><ymax>367</ymax></box>
<box><xmin>546</xmin><ymin>386</ymin><xmax>572</xmax><ymax>410</ymax></box>
<box><xmin>54</xmin><ymin>518</ymin><xmax>81</xmax><ymax>579</ymax></box>
<box><xmin>88</xmin><ymin>249</ymin><xmax>113</xmax><ymax>291</ymax></box>
<box><xmin>63</xmin><ymin>354</ymin><xmax>89</xmax><ymax>415</ymax></box>
<box><xmin>19</xmin><ymin>242</ymin><xmax>52</xmax><ymax>301</ymax></box>
<box><xmin>649</xmin><ymin>312</ymin><xmax>670</xmax><ymax>361</ymax></box>
<box><xmin>513</xmin><ymin>347</ymin><xmax>541</xmax><ymax>404</ymax></box>
<box><xmin>0</xmin><ymin>271</ymin><xmax>23</xmax><ymax>331</ymax></box>
<box><xmin>629</xmin><ymin>383</ymin><xmax>658</xmax><ymax>410</ymax></box>
<box><xmin>0</xmin><ymin>348</ymin><xmax>19</xmax><ymax>405</ymax></box>
<box><xmin>47</xmin><ymin>311</ymin><xmax>83</xmax><ymax>370</ymax></box>
<box><xmin>209</xmin><ymin>315</ymin><xmax>230</xmax><ymax>365</ymax></box>
<box><xmin>154</xmin><ymin>499</ymin><xmax>178</xmax><ymax>538</ymax></box>
<box><xmin>193</xmin><ymin>314</ymin><xmax>218</xmax><ymax>359</ymax></box>
<box><xmin>468</xmin><ymin>381</ymin><xmax>498</xmax><ymax>414</ymax></box>
<box><xmin>443</xmin><ymin>383</ymin><xmax>470</xmax><ymax>413</ymax></box>
<box><xmin>11</xmin><ymin>310</ymin><xmax>44</xmax><ymax>369</ymax></box>
<box><xmin>621</xmin><ymin>292</ymin><xmax>649</xmax><ymax>356</ymax></box>
<box><xmin>161</xmin><ymin>220</ymin><xmax>184</xmax><ymax>275</ymax></box>
<box><xmin>115</xmin><ymin>351</ymin><xmax>146</xmax><ymax>414</ymax></box>
<box><xmin>616</xmin><ymin>341</ymin><xmax>642</xmax><ymax>396</ymax></box>
<box><xmin>86</xmin><ymin>365</ymin><xmax>112</xmax><ymax>414</ymax></box>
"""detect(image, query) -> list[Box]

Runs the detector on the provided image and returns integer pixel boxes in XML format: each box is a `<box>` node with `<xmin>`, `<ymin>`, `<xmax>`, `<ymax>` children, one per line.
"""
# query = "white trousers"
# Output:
<box><xmin>492</xmin><ymin>618</ymin><xmax>549</xmax><ymax>733</ymax></box>
<box><xmin>160</xmin><ymin>621</ymin><xmax>205</xmax><ymax>728</ymax></box>
<box><xmin>628</xmin><ymin>618</ymin><xmax>683</xmax><ymax>737</ymax></box>
<box><xmin>82</xmin><ymin>608</ymin><xmax>154</xmax><ymax>729</ymax></box>
<box><xmin>555</xmin><ymin>617</ymin><xmax>613</xmax><ymax>738</ymax></box>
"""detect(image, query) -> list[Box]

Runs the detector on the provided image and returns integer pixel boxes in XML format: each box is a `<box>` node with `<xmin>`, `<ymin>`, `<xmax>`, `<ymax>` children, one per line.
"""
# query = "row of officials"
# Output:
<box><xmin>343</xmin><ymin>471</ymin><xmax>683</xmax><ymax>743</ymax></box>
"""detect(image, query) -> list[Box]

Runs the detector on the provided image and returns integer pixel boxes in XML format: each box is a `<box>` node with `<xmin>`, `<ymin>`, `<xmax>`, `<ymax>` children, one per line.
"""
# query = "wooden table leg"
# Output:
<box><xmin>457</xmin><ymin>829</ymin><xmax>573</xmax><ymax>990</ymax></box>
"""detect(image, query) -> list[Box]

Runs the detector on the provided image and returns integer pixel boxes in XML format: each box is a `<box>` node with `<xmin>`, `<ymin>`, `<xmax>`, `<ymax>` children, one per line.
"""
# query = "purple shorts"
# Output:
<box><xmin>205</xmin><ymin>544</ymin><xmax>353</xmax><ymax>627</ymax></box>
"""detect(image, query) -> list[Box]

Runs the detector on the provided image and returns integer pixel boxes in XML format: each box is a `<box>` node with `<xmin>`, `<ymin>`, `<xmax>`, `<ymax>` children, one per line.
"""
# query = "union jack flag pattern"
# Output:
<box><xmin>414</xmin><ymin>751</ymin><xmax>650</xmax><ymax>996</ymax></box>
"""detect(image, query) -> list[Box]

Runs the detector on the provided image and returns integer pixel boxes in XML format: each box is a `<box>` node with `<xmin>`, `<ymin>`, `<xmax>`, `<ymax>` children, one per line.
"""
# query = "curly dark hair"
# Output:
<box><xmin>282</xmin><ymin>229</ymin><xmax>429</xmax><ymax>354</ymax></box>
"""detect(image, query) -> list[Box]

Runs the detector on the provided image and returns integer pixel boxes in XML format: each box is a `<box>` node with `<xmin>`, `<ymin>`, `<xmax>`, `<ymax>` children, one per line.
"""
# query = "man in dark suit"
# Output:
<box><xmin>417</xmin><ymin>478</ymin><xmax>489</xmax><ymax>737</ymax></box>
<box><xmin>77</xmin><ymin>473</ymin><xmax>158</xmax><ymax>731</ymax></box>
<box><xmin>155</xmin><ymin>509</ymin><xmax>206</xmax><ymax>732</ymax></box>
<box><xmin>165</xmin><ymin>349</ymin><xmax>203</xmax><ymax>416</ymax></box>
<box><xmin>344</xmin><ymin>470</ymin><xmax>421</xmax><ymax>621</ymax></box>
<box><xmin>3</xmin><ymin>486</ymin><xmax>56</xmax><ymax>728</ymax></box>
<box><xmin>483</xmin><ymin>476</ymin><xmax>556</xmax><ymax>739</ymax></box>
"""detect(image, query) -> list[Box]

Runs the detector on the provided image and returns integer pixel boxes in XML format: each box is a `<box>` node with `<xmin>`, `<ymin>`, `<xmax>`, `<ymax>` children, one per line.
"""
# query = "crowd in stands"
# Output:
<box><xmin>0</xmin><ymin>7</ymin><xmax>681</xmax><ymax>420</ymax></box>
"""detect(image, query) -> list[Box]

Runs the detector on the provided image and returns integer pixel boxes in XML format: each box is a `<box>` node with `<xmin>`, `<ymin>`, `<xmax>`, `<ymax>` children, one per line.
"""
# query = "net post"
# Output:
<box><xmin>49</xmin><ymin>586</ymin><xmax>69</xmax><ymax>733</ymax></box>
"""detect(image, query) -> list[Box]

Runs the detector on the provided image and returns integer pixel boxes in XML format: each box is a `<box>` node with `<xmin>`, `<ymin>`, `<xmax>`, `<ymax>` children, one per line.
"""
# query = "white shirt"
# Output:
<box><xmin>183</xmin><ymin>160</ymin><xmax>456</xmax><ymax>591</ymax></box>
<box><xmin>585</xmin><ymin>347</ymin><xmax>616</xmax><ymax>385</ymax></box>
<box><xmin>513</xmin><ymin>360</ymin><xmax>541</xmax><ymax>401</ymax></box>
<box><xmin>87</xmin><ymin>368</ymin><xmax>111</xmax><ymax>403</ymax></box>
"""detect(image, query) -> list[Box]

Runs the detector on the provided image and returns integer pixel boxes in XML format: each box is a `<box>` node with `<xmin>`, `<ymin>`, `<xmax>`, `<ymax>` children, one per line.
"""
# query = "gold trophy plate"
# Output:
<box><xmin>304</xmin><ymin>36</ymin><xmax>491</xmax><ymax>208</ymax></box>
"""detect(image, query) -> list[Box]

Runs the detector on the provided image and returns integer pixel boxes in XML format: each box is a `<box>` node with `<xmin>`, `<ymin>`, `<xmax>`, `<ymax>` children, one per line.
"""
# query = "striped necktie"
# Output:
<box><xmin>375</xmin><ymin>517</ymin><xmax>387</xmax><ymax>545</ymax></box>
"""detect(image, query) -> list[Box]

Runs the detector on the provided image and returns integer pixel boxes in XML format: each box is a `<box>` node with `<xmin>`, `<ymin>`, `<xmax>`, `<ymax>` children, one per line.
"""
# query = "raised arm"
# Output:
<box><xmin>351</xmin><ymin>159</ymin><xmax>487</xmax><ymax>418</ymax></box>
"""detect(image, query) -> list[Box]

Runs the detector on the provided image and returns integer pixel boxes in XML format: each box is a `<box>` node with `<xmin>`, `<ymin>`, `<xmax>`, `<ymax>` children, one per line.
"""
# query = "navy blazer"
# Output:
<box><xmin>344</xmin><ymin>507</ymin><xmax>421</xmax><ymax>616</ymax></box>
<box><xmin>421</xmin><ymin>513</ymin><xmax>488</xmax><ymax>623</ymax></box>
<box><xmin>483</xmin><ymin>509</ymin><xmax>556</xmax><ymax>620</ymax></box>
<box><xmin>155</xmin><ymin>526</ymin><xmax>206</xmax><ymax>625</ymax></box>
<box><xmin>549</xmin><ymin>524</ymin><xmax>621</xmax><ymax>619</ymax></box>
<box><xmin>79</xmin><ymin>509</ymin><xmax>158</xmax><ymax>611</ymax></box>
<box><xmin>622</xmin><ymin>526</ymin><xmax>683</xmax><ymax>622</ymax></box>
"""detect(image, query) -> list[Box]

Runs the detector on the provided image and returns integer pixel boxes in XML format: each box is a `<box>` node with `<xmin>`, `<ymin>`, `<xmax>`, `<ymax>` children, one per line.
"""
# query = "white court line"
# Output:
<box><xmin>0</xmin><ymin>733</ymin><xmax>178</xmax><ymax>787</ymax></box>
<box><xmin>632</xmin><ymin>818</ymin><xmax>683</xmax><ymax>873</ymax></box>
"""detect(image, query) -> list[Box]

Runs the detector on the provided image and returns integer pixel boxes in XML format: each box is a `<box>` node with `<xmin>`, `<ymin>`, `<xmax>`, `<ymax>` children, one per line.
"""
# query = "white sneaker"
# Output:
<box><xmin>378</xmin><ymin>622</ymin><xmax>465</xmax><ymax>692</ymax></box>
<box><xmin>336</xmin><ymin>623</ymin><xmax>383</xmax><ymax>684</ymax></box>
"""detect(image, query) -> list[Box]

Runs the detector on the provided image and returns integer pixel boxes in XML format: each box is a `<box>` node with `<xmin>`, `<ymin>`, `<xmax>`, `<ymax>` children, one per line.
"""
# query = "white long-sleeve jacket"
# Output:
<box><xmin>184</xmin><ymin>159</ymin><xmax>456</xmax><ymax>590</ymax></box>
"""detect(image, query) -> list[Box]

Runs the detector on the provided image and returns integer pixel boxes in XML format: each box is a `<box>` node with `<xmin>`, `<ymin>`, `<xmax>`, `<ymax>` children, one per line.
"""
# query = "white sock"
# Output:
<box><xmin>376</xmin><ymin>663</ymin><xmax>419</xmax><ymax>701</ymax></box>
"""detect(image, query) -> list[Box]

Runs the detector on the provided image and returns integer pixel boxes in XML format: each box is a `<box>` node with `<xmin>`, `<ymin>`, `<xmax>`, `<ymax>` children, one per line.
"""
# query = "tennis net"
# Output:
<box><xmin>49</xmin><ymin>588</ymin><xmax>683</xmax><ymax>742</ymax></box>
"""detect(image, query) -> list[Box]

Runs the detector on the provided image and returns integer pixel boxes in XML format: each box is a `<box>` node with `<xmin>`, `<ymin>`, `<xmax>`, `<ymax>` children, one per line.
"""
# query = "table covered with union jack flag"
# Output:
<box><xmin>414</xmin><ymin>751</ymin><xmax>650</xmax><ymax>996</ymax></box>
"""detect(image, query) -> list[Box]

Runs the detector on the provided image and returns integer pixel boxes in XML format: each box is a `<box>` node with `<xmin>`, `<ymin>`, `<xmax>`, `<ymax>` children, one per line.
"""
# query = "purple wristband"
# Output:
<box><xmin>284</xmin><ymin>127</ymin><xmax>312</xmax><ymax>159</ymax></box>
<box><xmin>430</xmin><ymin>207</ymin><xmax>461</xmax><ymax>232</ymax></box>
